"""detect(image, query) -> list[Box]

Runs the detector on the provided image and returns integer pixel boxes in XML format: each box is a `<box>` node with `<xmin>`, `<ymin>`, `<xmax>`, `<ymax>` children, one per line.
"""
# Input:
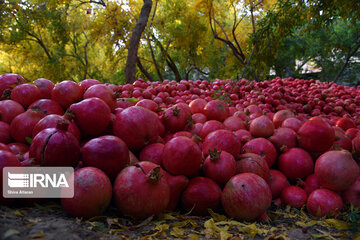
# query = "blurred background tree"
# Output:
<box><xmin>0</xmin><ymin>0</ymin><xmax>359</xmax><ymax>85</ymax></box>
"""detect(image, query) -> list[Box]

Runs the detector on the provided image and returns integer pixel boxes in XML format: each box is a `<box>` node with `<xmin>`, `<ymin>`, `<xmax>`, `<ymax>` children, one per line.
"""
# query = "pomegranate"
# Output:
<box><xmin>139</xmin><ymin>143</ymin><xmax>164</xmax><ymax>166</ymax></box>
<box><xmin>10</xmin><ymin>108</ymin><xmax>45</xmax><ymax>143</ymax></box>
<box><xmin>0</xmin><ymin>73</ymin><xmax>26</xmax><ymax>99</ymax></box>
<box><xmin>0</xmin><ymin>150</ymin><xmax>21</xmax><ymax>204</ymax></box>
<box><xmin>222</xmin><ymin>173</ymin><xmax>272</xmax><ymax>221</ymax></box>
<box><xmin>199</xmin><ymin>120</ymin><xmax>225</xmax><ymax>139</ymax></box>
<box><xmin>166</xmin><ymin>174</ymin><xmax>189</xmax><ymax>211</ymax></box>
<box><xmin>29</xmin><ymin>120</ymin><xmax>80</xmax><ymax>167</ymax></box>
<box><xmin>267</xmin><ymin>169</ymin><xmax>289</xmax><ymax>199</ymax></box>
<box><xmin>0</xmin><ymin>143</ymin><xmax>11</xmax><ymax>152</ymax></box>
<box><xmin>51</xmin><ymin>80</ymin><xmax>82</xmax><ymax>109</ymax></box>
<box><xmin>192</xmin><ymin>113</ymin><xmax>207</xmax><ymax>124</ymax></box>
<box><xmin>135</xmin><ymin>99</ymin><xmax>158</xmax><ymax>112</ymax></box>
<box><xmin>234</xmin><ymin>129</ymin><xmax>253</xmax><ymax>145</ymax></box>
<box><xmin>307</xmin><ymin>189</ymin><xmax>343</xmax><ymax>217</ymax></box>
<box><xmin>79</xmin><ymin>79</ymin><xmax>101</xmax><ymax>93</ymax></box>
<box><xmin>161</xmin><ymin>104</ymin><xmax>189</xmax><ymax>133</ymax></box>
<box><xmin>81</xmin><ymin>135</ymin><xmax>130</xmax><ymax>180</ymax></box>
<box><xmin>84</xmin><ymin>84</ymin><xmax>116</xmax><ymax>112</ymax></box>
<box><xmin>242</xmin><ymin>138</ymin><xmax>277</xmax><ymax>167</ymax></box>
<box><xmin>113</xmin><ymin>106</ymin><xmax>161</xmax><ymax>151</ymax></box>
<box><xmin>281</xmin><ymin>117</ymin><xmax>303</xmax><ymax>132</ymax></box>
<box><xmin>278</xmin><ymin>148</ymin><xmax>314</xmax><ymax>181</ymax></box>
<box><xmin>315</xmin><ymin>150</ymin><xmax>359</xmax><ymax>191</ymax></box>
<box><xmin>269</xmin><ymin>127</ymin><xmax>297</xmax><ymax>152</ymax></box>
<box><xmin>345</xmin><ymin>128</ymin><xmax>359</xmax><ymax>140</ymax></box>
<box><xmin>162</xmin><ymin>136</ymin><xmax>202</xmax><ymax>177</ymax></box>
<box><xmin>34</xmin><ymin>78</ymin><xmax>55</xmax><ymax>99</ymax></box>
<box><xmin>203</xmin><ymin>150</ymin><xmax>236</xmax><ymax>185</ymax></box>
<box><xmin>29</xmin><ymin>99</ymin><xmax>64</xmax><ymax>116</ymax></box>
<box><xmin>342</xmin><ymin>176</ymin><xmax>360</xmax><ymax>207</ymax></box>
<box><xmin>335</xmin><ymin>117</ymin><xmax>356</xmax><ymax>131</ymax></box>
<box><xmin>0</xmin><ymin>100</ymin><xmax>24</xmax><ymax>124</ymax></box>
<box><xmin>236</xmin><ymin>153</ymin><xmax>270</xmax><ymax>181</ymax></box>
<box><xmin>181</xmin><ymin>177</ymin><xmax>222</xmax><ymax>215</ymax></box>
<box><xmin>224</xmin><ymin>116</ymin><xmax>246</xmax><ymax>131</ymax></box>
<box><xmin>298</xmin><ymin>116</ymin><xmax>335</xmax><ymax>152</ymax></box>
<box><xmin>304</xmin><ymin>174</ymin><xmax>321</xmax><ymax>195</ymax></box>
<box><xmin>8</xmin><ymin>143</ymin><xmax>29</xmax><ymax>155</ymax></box>
<box><xmin>189</xmin><ymin>98</ymin><xmax>207</xmax><ymax>113</ymax></box>
<box><xmin>249</xmin><ymin>115</ymin><xmax>274</xmax><ymax>138</ymax></box>
<box><xmin>61</xmin><ymin>167</ymin><xmax>112</xmax><ymax>218</ymax></box>
<box><xmin>203</xmin><ymin>129</ymin><xmax>241</xmax><ymax>158</ymax></box>
<box><xmin>0</xmin><ymin>122</ymin><xmax>11</xmax><ymax>143</ymax></box>
<box><xmin>68</xmin><ymin>97</ymin><xmax>111</xmax><ymax>137</ymax></box>
<box><xmin>273</xmin><ymin>110</ymin><xmax>295</xmax><ymax>128</ymax></box>
<box><xmin>113</xmin><ymin>164</ymin><xmax>170</xmax><ymax>219</ymax></box>
<box><xmin>203</xmin><ymin>100</ymin><xmax>229</xmax><ymax>122</ymax></box>
<box><xmin>10</xmin><ymin>83</ymin><xmax>41</xmax><ymax>108</ymax></box>
<box><xmin>280</xmin><ymin>186</ymin><xmax>307</xmax><ymax>209</ymax></box>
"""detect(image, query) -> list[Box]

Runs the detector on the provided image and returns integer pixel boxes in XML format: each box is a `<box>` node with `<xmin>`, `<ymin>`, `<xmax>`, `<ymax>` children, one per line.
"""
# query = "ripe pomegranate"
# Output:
<box><xmin>249</xmin><ymin>115</ymin><xmax>274</xmax><ymax>138</ymax></box>
<box><xmin>269</xmin><ymin>127</ymin><xmax>297</xmax><ymax>152</ymax></box>
<box><xmin>307</xmin><ymin>189</ymin><xmax>343</xmax><ymax>217</ymax></box>
<box><xmin>273</xmin><ymin>110</ymin><xmax>295</xmax><ymax>128</ymax></box>
<box><xmin>29</xmin><ymin>120</ymin><xmax>80</xmax><ymax>167</ymax></box>
<box><xmin>189</xmin><ymin>98</ymin><xmax>207</xmax><ymax>114</ymax></box>
<box><xmin>222</xmin><ymin>173</ymin><xmax>272</xmax><ymax>221</ymax></box>
<box><xmin>61</xmin><ymin>167</ymin><xmax>112</xmax><ymax>218</ymax></box>
<box><xmin>81</xmin><ymin>135</ymin><xmax>130</xmax><ymax>180</ymax></box>
<box><xmin>51</xmin><ymin>80</ymin><xmax>82</xmax><ymax>109</ymax></box>
<box><xmin>0</xmin><ymin>73</ymin><xmax>26</xmax><ymax>99</ymax></box>
<box><xmin>345</xmin><ymin>128</ymin><xmax>359</xmax><ymax>140</ymax></box>
<box><xmin>281</xmin><ymin>117</ymin><xmax>303</xmax><ymax>132</ymax></box>
<box><xmin>280</xmin><ymin>186</ymin><xmax>307</xmax><ymax>209</ymax></box>
<box><xmin>236</xmin><ymin>153</ymin><xmax>270</xmax><ymax>181</ymax></box>
<box><xmin>267</xmin><ymin>169</ymin><xmax>289</xmax><ymax>199</ymax></box>
<box><xmin>203</xmin><ymin>100</ymin><xmax>229</xmax><ymax>122</ymax></box>
<box><xmin>298</xmin><ymin>116</ymin><xmax>335</xmax><ymax>152</ymax></box>
<box><xmin>135</xmin><ymin>99</ymin><xmax>158</xmax><ymax>112</ymax></box>
<box><xmin>234</xmin><ymin>129</ymin><xmax>253</xmax><ymax>145</ymax></box>
<box><xmin>199</xmin><ymin>120</ymin><xmax>225</xmax><ymax>139</ymax></box>
<box><xmin>161</xmin><ymin>104</ymin><xmax>189</xmax><ymax>133</ymax></box>
<box><xmin>335</xmin><ymin>117</ymin><xmax>356</xmax><ymax>131</ymax></box>
<box><xmin>0</xmin><ymin>122</ymin><xmax>11</xmax><ymax>144</ymax></box>
<box><xmin>315</xmin><ymin>150</ymin><xmax>359</xmax><ymax>191</ymax></box>
<box><xmin>32</xmin><ymin>114</ymin><xmax>81</xmax><ymax>141</ymax></box>
<box><xmin>8</xmin><ymin>143</ymin><xmax>29</xmax><ymax>155</ymax></box>
<box><xmin>34</xmin><ymin>78</ymin><xmax>55</xmax><ymax>99</ymax></box>
<box><xmin>10</xmin><ymin>108</ymin><xmax>45</xmax><ymax>143</ymax></box>
<box><xmin>203</xmin><ymin>129</ymin><xmax>241</xmax><ymax>158</ymax></box>
<box><xmin>113</xmin><ymin>164</ymin><xmax>170</xmax><ymax>219</ymax></box>
<box><xmin>0</xmin><ymin>150</ymin><xmax>21</xmax><ymax>204</ymax></box>
<box><xmin>84</xmin><ymin>84</ymin><xmax>116</xmax><ymax>112</ymax></box>
<box><xmin>342</xmin><ymin>176</ymin><xmax>360</xmax><ymax>207</ymax></box>
<box><xmin>0</xmin><ymin>143</ymin><xmax>11</xmax><ymax>152</ymax></box>
<box><xmin>139</xmin><ymin>143</ymin><xmax>164</xmax><ymax>167</ymax></box>
<box><xmin>10</xmin><ymin>83</ymin><xmax>41</xmax><ymax>108</ymax></box>
<box><xmin>68</xmin><ymin>97</ymin><xmax>111</xmax><ymax>137</ymax></box>
<box><xmin>113</xmin><ymin>106</ymin><xmax>161</xmax><ymax>151</ymax></box>
<box><xmin>353</xmin><ymin>136</ymin><xmax>360</xmax><ymax>159</ymax></box>
<box><xmin>223</xmin><ymin>116</ymin><xmax>246</xmax><ymax>131</ymax></box>
<box><xmin>278</xmin><ymin>148</ymin><xmax>314</xmax><ymax>181</ymax></box>
<box><xmin>303</xmin><ymin>174</ymin><xmax>320</xmax><ymax>195</ymax></box>
<box><xmin>192</xmin><ymin>113</ymin><xmax>207</xmax><ymax>124</ymax></box>
<box><xmin>203</xmin><ymin>150</ymin><xmax>236</xmax><ymax>185</ymax></box>
<box><xmin>242</xmin><ymin>138</ymin><xmax>277</xmax><ymax>167</ymax></box>
<box><xmin>29</xmin><ymin>99</ymin><xmax>64</xmax><ymax>116</ymax></box>
<box><xmin>0</xmin><ymin>100</ymin><xmax>24</xmax><ymax>126</ymax></box>
<box><xmin>79</xmin><ymin>79</ymin><xmax>101</xmax><ymax>93</ymax></box>
<box><xmin>166</xmin><ymin>174</ymin><xmax>189</xmax><ymax>211</ymax></box>
<box><xmin>332</xmin><ymin>127</ymin><xmax>352</xmax><ymax>151</ymax></box>
<box><xmin>181</xmin><ymin>177</ymin><xmax>222</xmax><ymax>215</ymax></box>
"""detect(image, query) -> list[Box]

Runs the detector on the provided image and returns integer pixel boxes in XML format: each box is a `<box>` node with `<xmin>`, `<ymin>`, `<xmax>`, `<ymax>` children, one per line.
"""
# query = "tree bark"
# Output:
<box><xmin>334</xmin><ymin>41</ymin><xmax>360</xmax><ymax>83</ymax></box>
<box><xmin>125</xmin><ymin>0</ymin><xmax>152</xmax><ymax>84</ymax></box>
<box><xmin>136</xmin><ymin>57</ymin><xmax>154</xmax><ymax>82</ymax></box>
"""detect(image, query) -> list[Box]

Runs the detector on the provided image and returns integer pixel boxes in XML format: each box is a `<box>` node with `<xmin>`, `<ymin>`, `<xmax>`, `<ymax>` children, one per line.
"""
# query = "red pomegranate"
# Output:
<box><xmin>81</xmin><ymin>135</ymin><xmax>130</xmax><ymax>180</ymax></box>
<box><xmin>199</xmin><ymin>120</ymin><xmax>225</xmax><ymax>139</ymax></box>
<box><xmin>0</xmin><ymin>122</ymin><xmax>11</xmax><ymax>144</ymax></box>
<box><xmin>236</xmin><ymin>153</ymin><xmax>270</xmax><ymax>181</ymax></box>
<box><xmin>269</xmin><ymin>127</ymin><xmax>297</xmax><ymax>152</ymax></box>
<box><xmin>315</xmin><ymin>150</ymin><xmax>359</xmax><ymax>191</ymax></box>
<box><xmin>166</xmin><ymin>174</ymin><xmax>189</xmax><ymax>211</ymax></box>
<box><xmin>203</xmin><ymin>129</ymin><xmax>241</xmax><ymax>158</ymax></box>
<box><xmin>83</xmin><ymin>84</ymin><xmax>116</xmax><ymax>112</ymax></box>
<box><xmin>278</xmin><ymin>148</ymin><xmax>314</xmax><ymax>181</ymax></box>
<box><xmin>34</xmin><ymin>78</ymin><xmax>55</xmax><ymax>99</ymax></box>
<box><xmin>29</xmin><ymin>120</ymin><xmax>80</xmax><ymax>167</ymax></box>
<box><xmin>161</xmin><ymin>104</ymin><xmax>189</xmax><ymax>133</ymax></box>
<box><xmin>242</xmin><ymin>138</ymin><xmax>277</xmax><ymax>167</ymax></box>
<box><xmin>113</xmin><ymin>164</ymin><xmax>170</xmax><ymax>219</ymax></box>
<box><xmin>342</xmin><ymin>176</ymin><xmax>360</xmax><ymax>207</ymax></box>
<box><xmin>61</xmin><ymin>167</ymin><xmax>112</xmax><ymax>218</ymax></box>
<box><xmin>280</xmin><ymin>186</ymin><xmax>307</xmax><ymax>209</ymax></box>
<box><xmin>51</xmin><ymin>80</ymin><xmax>82</xmax><ymax>109</ymax></box>
<box><xmin>234</xmin><ymin>129</ymin><xmax>253</xmax><ymax>145</ymax></box>
<box><xmin>0</xmin><ymin>73</ymin><xmax>27</xmax><ymax>100</ymax></box>
<box><xmin>267</xmin><ymin>169</ymin><xmax>289</xmax><ymax>199</ymax></box>
<box><xmin>281</xmin><ymin>117</ymin><xmax>303</xmax><ymax>132</ymax></box>
<box><xmin>79</xmin><ymin>79</ymin><xmax>101</xmax><ymax>93</ymax></box>
<box><xmin>223</xmin><ymin>116</ymin><xmax>246</xmax><ymax>131</ymax></box>
<box><xmin>189</xmin><ymin>98</ymin><xmax>207</xmax><ymax>113</ymax></box>
<box><xmin>273</xmin><ymin>110</ymin><xmax>295</xmax><ymax>128</ymax></box>
<box><xmin>307</xmin><ymin>189</ymin><xmax>343</xmax><ymax>217</ymax></box>
<box><xmin>203</xmin><ymin>150</ymin><xmax>236</xmax><ymax>185</ymax></box>
<box><xmin>139</xmin><ymin>143</ymin><xmax>164</xmax><ymax>167</ymax></box>
<box><xmin>162</xmin><ymin>136</ymin><xmax>202</xmax><ymax>177</ymax></box>
<box><xmin>304</xmin><ymin>174</ymin><xmax>320</xmax><ymax>195</ymax></box>
<box><xmin>68</xmin><ymin>97</ymin><xmax>111</xmax><ymax>137</ymax></box>
<box><xmin>297</xmin><ymin>116</ymin><xmax>335</xmax><ymax>152</ymax></box>
<box><xmin>181</xmin><ymin>177</ymin><xmax>222</xmax><ymax>215</ymax></box>
<box><xmin>203</xmin><ymin>100</ymin><xmax>229</xmax><ymax>122</ymax></box>
<box><xmin>335</xmin><ymin>117</ymin><xmax>356</xmax><ymax>131</ymax></box>
<box><xmin>29</xmin><ymin>99</ymin><xmax>64</xmax><ymax>116</ymax></box>
<box><xmin>0</xmin><ymin>100</ymin><xmax>25</xmax><ymax>124</ymax></box>
<box><xmin>135</xmin><ymin>99</ymin><xmax>158</xmax><ymax>112</ymax></box>
<box><xmin>113</xmin><ymin>106</ymin><xmax>161</xmax><ymax>151</ymax></box>
<box><xmin>0</xmin><ymin>150</ymin><xmax>21</xmax><ymax>205</ymax></box>
<box><xmin>249</xmin><ymin>115</ymin><xmax>274</xmax><ymax>138</ymax></box>
<box><xmin>10</xmin><ymin>83</ymin><xmax>42</xmax><ymax>108</ymax></box>
<box><xmin>222</xmin><ymin>173</ymin><xmax>272</xmax><ymax>221</ymax></box>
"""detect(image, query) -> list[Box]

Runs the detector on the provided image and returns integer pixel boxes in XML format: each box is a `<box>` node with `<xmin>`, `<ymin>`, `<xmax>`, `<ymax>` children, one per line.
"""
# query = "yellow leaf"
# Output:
<box><xmin>204</xmin><ymin>218</ymin><xmax>220</xmax><ymax>236</ymax></box>
<box><xmin>295</xmin><ymin>220</ymin><xmax>317</xmax><ymax>227</ymax></box>
<box><xmin>264</xmin><ymin>234</ymin><xmax>290</xmax><ymax>240</ymax></box>
<box><xmin>240</xmin><ymin>223</ymin><xmax>268</xmax><ymax>237</ymax></box>
<box><xmin>147</xmin><ymin>224</ymin><xmax>170</xmax><ymax>238</ymax></box>
<box><xmin>208</xmin><ymin>209</ymin><xmax>227</xmax><ymax>222</ymax></box>
<box><xmin>324</xmin><ymin>219</ymin><xmax>350</xmax><ymax>230</ymax></box>
<box><xmin>189</xmin><ymin>234</ymin><xmax>200</xmax><ymax>240</ymax></box>
<box><xmin>158</xmin><ymin>212</ymin><xmax>177</xmax><ymax>220</ymax></box>
<box><xmin>172</xmin><ymin>220</ymin><xmax>191</xmax><ymax>228</ymax></box>
<box><xmin>170</xmin><ymin>227</ymin><xmax>184</xmax><ymax>238</ymax></box>
<box><xmin>220</xmin><ymin>230</ymin><xmax>233</xmax><ymax>240</ymax></box>
<box><xmin>12</xmin><ymin>210</ymin><xmax>25</xmax><ymax>216</ymax></box>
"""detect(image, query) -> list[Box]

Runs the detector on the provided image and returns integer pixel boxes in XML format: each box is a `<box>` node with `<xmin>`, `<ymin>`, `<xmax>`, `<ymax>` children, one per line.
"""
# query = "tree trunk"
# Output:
<box><xmin>125</xmin><ymin>0</ymin><xmax>152</xmax><ymax>84</ymax></box>
<box><xmin>137</xmin><ymin>57</ymin><xmax>154</xmax><ymax>82</ymax></box>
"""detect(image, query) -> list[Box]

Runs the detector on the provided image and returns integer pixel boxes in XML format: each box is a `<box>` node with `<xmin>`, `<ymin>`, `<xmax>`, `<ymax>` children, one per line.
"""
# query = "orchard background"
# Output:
<box><xmin>1</xmin><ymin>0</ymin><xmax>360</xmax><ymax>240</ymax></box>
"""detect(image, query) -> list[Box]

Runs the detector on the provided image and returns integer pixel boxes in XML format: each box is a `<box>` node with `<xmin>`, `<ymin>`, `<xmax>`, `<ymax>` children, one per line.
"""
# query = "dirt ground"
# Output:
<box><xmin>0</xmin><ymin>200</ymin><xmax>359</xmax><ymax>240</ymax></box>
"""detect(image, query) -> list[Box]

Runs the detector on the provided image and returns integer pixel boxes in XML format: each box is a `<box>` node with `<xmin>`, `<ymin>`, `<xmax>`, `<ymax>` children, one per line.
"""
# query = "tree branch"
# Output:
<box><xmin>334</xmin><ymin>40</ymin><xmax>360</xmax><ymax>83</ymax></box>
<box><xmin>137</xmin><ymin>57</ymin><xmax>154</xmax><ymax>82</ymax></box>
<box><xmin>146</xmin><ymin>34</ymin><xmax>163</xmax><ymax>81</ymax></box>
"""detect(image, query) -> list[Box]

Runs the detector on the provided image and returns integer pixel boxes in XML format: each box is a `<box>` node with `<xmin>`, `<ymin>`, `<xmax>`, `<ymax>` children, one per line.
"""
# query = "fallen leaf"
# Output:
<box><xmin>28</xmin><ymin>231</ymin><xmax>45</xmax><ymax>239</ymax></box>
<box><xmin>239</xmin><ymin>223</ymin><xmax>268</xmax><ymax>237</ymax></box>
<box><xmin>208</xmin><ymin>209</ymin><xmax>227</xmax><ymax>222</ymax></box>
<box><xmin>220</xmin><ymin>230</ymin><xmax>232</xmax><ymax>240</ymax></box>
<box><xmin>324</xmin><ymin>218</ymin><xmax>350</xmax><ymax>230</ymax></box>
<box><xmin>88</xmin><ymin>221</ymin><xmax>107</xmax><ymax>233</ymax></box>
<box><xmin>264</xmin><ymin>234</ymin><xmax>290</xmax><ymax>240</ymax></box>
<box><xmin>131</xmin><ymin>215</ymin><xmax>153</xmax><ymax>229</ymax></box>
<box><xmin>204</xmin><ymin>218</ymin><xmax>220</xmax><ymax>236</ymax></box>
<box><xmin>170</xmin><ymin>226</ymin><xmax>184</xmax><ymax>238</ymax></box>
<box><xmin>158</xmin><ymin>212</ymin><xmax>177</xmax><ymax>220</ymax></box>
<box><xmin>189</xmin><ymin>234</ymin><xmax>200</xmax><ymax>240</ymax></box>
<box><xmin>295</xmin><ymin>220</ymin><xmax>317</xmax><ymax>227</ymax></box>
<box><xmin>2</xmin><ymin>229</ymin><xmax>20</xmax><ymax>239</ymax></box>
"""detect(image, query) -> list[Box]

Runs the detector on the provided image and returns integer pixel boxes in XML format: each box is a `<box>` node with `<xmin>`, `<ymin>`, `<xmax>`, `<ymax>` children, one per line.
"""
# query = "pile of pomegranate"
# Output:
<box><xmin>0</xmin><ymin>73</ymin><xmax>359</xmax><ymax>221</ymax></box>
